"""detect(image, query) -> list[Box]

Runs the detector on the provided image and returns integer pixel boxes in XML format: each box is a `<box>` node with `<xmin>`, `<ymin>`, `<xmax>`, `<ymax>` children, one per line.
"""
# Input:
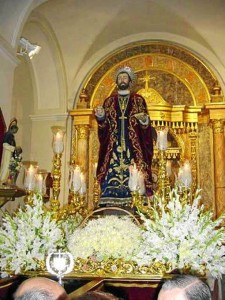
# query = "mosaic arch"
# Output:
<box><xmin>81</xmin><ymin>42</ymin><xmax>220</xmax><ymax>108</ymax></box>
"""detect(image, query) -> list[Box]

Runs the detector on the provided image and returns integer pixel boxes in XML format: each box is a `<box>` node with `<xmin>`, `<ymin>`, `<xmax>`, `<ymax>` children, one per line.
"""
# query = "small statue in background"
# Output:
<box><xmin>0</xmin><ymin>118</ymin><xmax>22</xmax><ymax>185</ymax></box>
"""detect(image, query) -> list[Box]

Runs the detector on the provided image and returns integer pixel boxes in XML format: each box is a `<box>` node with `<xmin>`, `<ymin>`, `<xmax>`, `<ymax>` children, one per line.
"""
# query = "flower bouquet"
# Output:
<box><xmin>0</xmin><ymin>194</ymin><xmax>66</xmax><ymax>277</ymax></box>
<box><xmin>133</xmin><ymin>188</ymin><xmax>225</xmax><ymax>278</ymax></box>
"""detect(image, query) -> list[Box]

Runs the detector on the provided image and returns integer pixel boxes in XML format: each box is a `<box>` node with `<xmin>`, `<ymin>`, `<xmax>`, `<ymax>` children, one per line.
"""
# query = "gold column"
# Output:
<box><xmin>71</xmin><ymin>123</ymin><xmax>77</xmax><ymax>164</ymax></box>
<box><xmin>211</xmin><ymin>119</ymin><xmax>225</xmax><ymax>217</ymax></box>
<box><xmin>70</xmin><ymin>109</ymin><xmax>94</xmax><ymax>210</ymax></box>
<box><xmin>205</xmin><ymin>103</ymin><xmax>225</xmax><ymax>218</ymax></box>
<box><xmin>76</xmin><ymin>125</ymin><xmax>89</xmax><ymax>173</ymax></box>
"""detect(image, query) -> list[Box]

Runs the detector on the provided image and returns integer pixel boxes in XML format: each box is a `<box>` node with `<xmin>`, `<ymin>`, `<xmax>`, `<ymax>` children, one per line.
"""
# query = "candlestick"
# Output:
<box><xmin>51</xmin><ymin>126</ymin><xmax>65</xmax><ymax>154</ymax></box>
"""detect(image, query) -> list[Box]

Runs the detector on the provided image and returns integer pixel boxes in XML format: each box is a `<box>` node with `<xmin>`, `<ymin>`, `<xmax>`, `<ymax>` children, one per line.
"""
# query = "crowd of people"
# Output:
<box><xmin>11</xmin><ymin>275</ymin><xmax>213</xmax><ymax>300</ymax></box>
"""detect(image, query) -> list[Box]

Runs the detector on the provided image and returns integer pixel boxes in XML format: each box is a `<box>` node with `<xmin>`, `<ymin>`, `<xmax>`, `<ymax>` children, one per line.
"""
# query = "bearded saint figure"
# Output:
<box><xmin>95</xmin><ymin>66</ymin><xmax>153</xmax><ymax>206</ymax></box>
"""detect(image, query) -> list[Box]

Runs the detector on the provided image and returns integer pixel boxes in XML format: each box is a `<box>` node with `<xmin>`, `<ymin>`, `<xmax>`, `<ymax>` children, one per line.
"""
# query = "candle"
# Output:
<box><xmin>178</xmin><ymin>161</ymin><xmax>192</xmax><ymax>188</ymax></box>
<box><xmin>128</xmin><ymin>163</ymin><xmax>139</xmax><ymax>192</ymax></box>
<box><xmin>183</xmin><ymin>161</ymin><xmax>192</xmax><ymax>188</ymax></box>
<box><xmin>157</xmin><ymin>128</ymin><xmax>168</xmax><ymax>150</ymax></box>
<box><xmin>53</xmin><ymin>131</ymin><xmax>64</xmax><ymax>154</ymax></box>
<box><xmin>24</xmin><ymin>164</ymin><xmax>37</xmax><ymax>190</ymax></box>
<box><xmin>72</xmin><ymin>165</ymin><xmax>81</xmax><ymax>192</ymax></box>
<box><xmin>138</xmin><ymin>171</ymin><xmax>146</xmax><ymax>195</ymax></box>
<box><xmin>80</xmin><ymin>173</ymin><xmax>87</xmax><ymax>195</ymax></box>
<box><xmin>35</xmin><ymin>174</ymin><xmax>43</xmax><ymax>194</ymax></box>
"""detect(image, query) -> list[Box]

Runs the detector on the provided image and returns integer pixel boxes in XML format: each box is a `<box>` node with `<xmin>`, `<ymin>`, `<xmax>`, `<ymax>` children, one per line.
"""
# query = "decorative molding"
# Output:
<box><xmin>0</xmin><ymin>34</ymin><xmax>20</xmax><ymax>66</ymax></box>
<box><xmin>30</xmin><ymin>113</ymin><xmax>68</xmax><ymax>122</ymax></box>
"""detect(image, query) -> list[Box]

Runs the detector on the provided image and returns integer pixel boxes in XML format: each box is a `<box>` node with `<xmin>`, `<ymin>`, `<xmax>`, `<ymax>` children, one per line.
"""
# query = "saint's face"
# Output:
<box><xmin>117</xmin><ymin>72</ymin><xmax>130</xmax><ymax>90</ymax></box>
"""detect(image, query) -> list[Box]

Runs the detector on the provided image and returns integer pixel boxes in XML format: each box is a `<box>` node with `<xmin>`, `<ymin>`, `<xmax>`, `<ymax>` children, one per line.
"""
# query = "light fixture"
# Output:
<box><xmin>46</xmin><ymin>250</ymin><xmax>74</xmax><ymax>285</ymax></box>
<box><xmin>17</xmin><ymin>37</ymin><xmax>41</xmax><ymax>59</ymax></box>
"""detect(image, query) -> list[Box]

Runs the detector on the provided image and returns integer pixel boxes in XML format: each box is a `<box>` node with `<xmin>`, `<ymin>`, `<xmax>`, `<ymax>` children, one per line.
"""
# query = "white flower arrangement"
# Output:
<box><xmin>133</xmin><ymin>188</ymin><xmax>225</xmax><ymax>278</ymax></box>
<box><xmin>67</xmin><ymin>215</ymin><xmax>142</xmax><ymax>261</ymax></box>
<box><xmin>0</xmin><ymin>194</ymin><xmax>66</xmax><ymax>277</ymax></box>
<box><xmin>61</xmin><ymin>213</ymin><xmax>83</xmax><ymax>239</ymax></box>
<box><xmin>0</xmin><ymin>188</ymin><xmax>224</xmax><ymax>279</ymax></box>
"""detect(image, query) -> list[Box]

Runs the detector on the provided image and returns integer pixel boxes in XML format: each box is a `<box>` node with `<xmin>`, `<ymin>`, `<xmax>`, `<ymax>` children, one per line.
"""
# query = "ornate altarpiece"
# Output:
<box><xmin>69</xmin><ymin>42</ymin><xmax>225</xmax><ymax>219</ymax></box>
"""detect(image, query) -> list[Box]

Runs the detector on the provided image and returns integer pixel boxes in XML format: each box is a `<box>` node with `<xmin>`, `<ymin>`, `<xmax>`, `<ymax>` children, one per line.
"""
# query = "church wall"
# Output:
<box><xmin>0</xmin><ymin>53</ymin><xmax>18</xmax><ymax>125</ymax></box>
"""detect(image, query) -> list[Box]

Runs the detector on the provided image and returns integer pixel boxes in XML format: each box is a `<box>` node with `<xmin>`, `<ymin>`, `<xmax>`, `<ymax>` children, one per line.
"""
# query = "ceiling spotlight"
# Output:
<box><xmin>17</xmin><ymin>37</ymin><xmax>41</xmax><ymax>59</ymax></box>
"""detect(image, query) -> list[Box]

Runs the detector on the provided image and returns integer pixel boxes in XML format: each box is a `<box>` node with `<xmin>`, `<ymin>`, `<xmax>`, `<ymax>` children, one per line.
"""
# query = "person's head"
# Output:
<box><xmin>8</xmin><ymin>118</ymin><xmax>19</xmax><ymax>134</ymax></box>
<box><xmin>76</xmin><ymin>290</ymin><xmax>119</xmax><ymax>300</ymax></box>
<box><xmin>10</xmin><ymin>125</ymin><xmax>19</xmax><ymax>134</ymax></box>
<box><xmin>14</xmin><ymin>277</ymin><xmax>68</xmax><ymax>300</ymax></box>
<box><xmin>158</xmin><ymin>275</ymin><xmax>212</xmax><ymax>300</ymax></box>
<box><xmin>115</xmin><ymin>66</ymin><xmax>135</xmax><ymax>91</ymax></box>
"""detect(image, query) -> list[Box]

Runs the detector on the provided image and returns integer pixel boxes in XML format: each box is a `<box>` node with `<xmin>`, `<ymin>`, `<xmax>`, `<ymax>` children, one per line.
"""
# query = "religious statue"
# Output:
<box><xmin>0</xmin><ymin>118</ymin><xmax>22</xmax><ymax>185</ymax></box>
<box><xmin>95</xmin><ymin>66</ymin><xmax>153</xmax><ymax>206</ymax></box>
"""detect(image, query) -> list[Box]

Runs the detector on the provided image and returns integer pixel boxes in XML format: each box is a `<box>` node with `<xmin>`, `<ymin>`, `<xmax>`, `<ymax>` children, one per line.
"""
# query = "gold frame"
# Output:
<box><xmin>70</xmin><ymin>41</ymin><xmax>225</xmax><ymax>218</ymax></box>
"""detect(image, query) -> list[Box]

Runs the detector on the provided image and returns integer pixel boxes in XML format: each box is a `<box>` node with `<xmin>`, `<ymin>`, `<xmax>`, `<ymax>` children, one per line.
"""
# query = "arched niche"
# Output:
<box><xmin>70</xmin><ymin>41</ymin><xmax>225</xmax><ymax>217</ymax></box>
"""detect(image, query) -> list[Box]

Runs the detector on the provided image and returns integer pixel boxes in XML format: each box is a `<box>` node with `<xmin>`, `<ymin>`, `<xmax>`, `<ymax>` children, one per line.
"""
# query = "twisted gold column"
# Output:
<box><xmin>71</xmin><ymin>123</ymin><xmax>77</xmax><ymax>165</ymax></box>
<box><xmin>157</xmin><ymin>149</ymin><xmax>170</xmax><ymax>205</ymax></box>
<box><xmin>50</xmin><ymin>153</ymin><xmax>62</xmax><ymax>216</ymax></box>
<box><xmin>212</xmin><ymin>119</ymin><xmax>225</xmax><ymax>218</ymax></box>
<box><xmin>189</xmin><ymin>131</ymin><xmax>198</xmax><ymax>191</ymax></box>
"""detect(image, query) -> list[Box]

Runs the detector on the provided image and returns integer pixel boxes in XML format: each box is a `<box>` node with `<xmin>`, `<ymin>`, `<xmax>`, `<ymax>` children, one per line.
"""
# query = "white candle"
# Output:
<box><xmin>24</xmin><ymin>164</ymin><xmax>37</xmax><ymax>190</ymax></box>
<box><xmin>157</xmin><ymin>129</ymin><xmax>168</xmax><ymax>150</ymax></box>
<box><xmin>178</xmin><ymin>161</ymin><xmax>192</xmax><ymax>188</ymax></box>
<box><xmin>183</xmin><ymin>161</ymin><xmax>192</xmax><ymax>188</ymax></box>
<box><xmin>80</xmin><ymin>173</ymin><xmax>87</xmax><ymax>195</ymax></box>
<box><xmin>128</xmin><ymin>163</ymin><xmax>139</xmax><ymax>192</ymax></box>
<box><xmin>178</xmin><ymin>168</ymin><xmax>183</xmax><ymax>181</ymax></box>
<box><xmin>53</xmin><ymin>132</ymin><xmax>64</xmax><ymax>154</ymax></box>
<box><xmin>35</xmin><ymin>174</ymin><xmax>43</xmax><ymax>194</ymax></box>
<box><xmin>138</xmin><ymin>171</ymin><xmax>146</xmax><ymax>195</ymax></box>
<box><xmin>72</xmin><ymin>165</ymin><xmax>81</xmax><ymax>192</ymax></box>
